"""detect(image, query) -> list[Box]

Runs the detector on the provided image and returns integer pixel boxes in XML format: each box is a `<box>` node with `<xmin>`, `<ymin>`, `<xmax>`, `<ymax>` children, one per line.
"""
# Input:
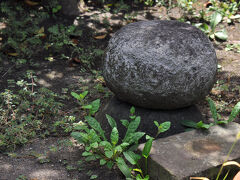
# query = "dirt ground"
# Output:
<box><xmin>1</xmin><ymin>1</ymin><xmax>240</xmax><ymax>180</ymax></box>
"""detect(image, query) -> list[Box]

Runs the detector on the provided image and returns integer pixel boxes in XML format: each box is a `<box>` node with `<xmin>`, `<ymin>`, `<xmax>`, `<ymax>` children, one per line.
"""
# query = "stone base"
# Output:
<box><xmin>96</xmin><ymin>96</ymin><xmax>203</xmax><ymax>142</ymax></box>
<box><xmin>138</xmin><ymin>122</ymin><xmax>240</xmax><ymax>180</ymax></box>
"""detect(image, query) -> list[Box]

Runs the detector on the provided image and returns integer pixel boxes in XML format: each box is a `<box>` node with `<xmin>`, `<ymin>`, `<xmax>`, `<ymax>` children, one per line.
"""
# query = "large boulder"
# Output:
<box><xmin>103</xmin><ymin>20</ymin><xmax>217</xmax><ymax>110</ymax></box>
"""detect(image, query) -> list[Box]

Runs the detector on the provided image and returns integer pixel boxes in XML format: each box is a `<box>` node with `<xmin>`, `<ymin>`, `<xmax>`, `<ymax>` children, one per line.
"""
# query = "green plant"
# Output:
<box><xmin>71</xmin><ymin>111</ymin><xmax>145</xmax><ymax>168</ymax></box>
<box><xmin>225</xmin><ymin>43</ymin><xmax>240</xmax><ymax>53</ymax></box>
<box><xmin>72</xmin><ymin>106</ymin><xmax>171</xmax><ymax>179</ymax></box>
<box><xmin>71</xmin><ymin>90</ymin><xmax>101</xmax><ymax>116</ymax></box>
<box><xmin>178</xmin><ymin>0</ymin><xmax>197</xmax><ymax>14</ymax></box>
<box><xmin>181</xmin><ymin>98</ymin><xmax>240</xmax><ymax>130</ymax></box>
<box><xmin>71</xmin><ymin>91</ymin><xmax>88</xmax><ymax>105</ymax></box>
<box><xmin>195</xmin><ymin>12</ymin><xmax>228</xmax><ymax>41</ymax></box>
<box><xmin>208</xmin><ymin>0</ymin><xmax>240</xmax><ymax>24</ymax></box>
<box><xmin>0</xmin><ymin>73</ymin><xmax>72</xmax><ymax>151</ymax></box>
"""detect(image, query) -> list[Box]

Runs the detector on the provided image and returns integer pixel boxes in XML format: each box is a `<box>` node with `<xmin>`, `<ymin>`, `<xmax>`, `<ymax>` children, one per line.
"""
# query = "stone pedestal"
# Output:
<box><xmin>96</xmin><ymin>96</ymin><xmax>203</xmax><ymax>142</ymax></box>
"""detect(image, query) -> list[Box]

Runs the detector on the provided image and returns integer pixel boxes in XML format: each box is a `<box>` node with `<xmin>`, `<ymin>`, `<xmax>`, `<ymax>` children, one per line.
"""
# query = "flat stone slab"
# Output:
<box><xmin>138</xmin><ymin>122</ymin><xmax>240</xmax><ymax>180</ymax></box>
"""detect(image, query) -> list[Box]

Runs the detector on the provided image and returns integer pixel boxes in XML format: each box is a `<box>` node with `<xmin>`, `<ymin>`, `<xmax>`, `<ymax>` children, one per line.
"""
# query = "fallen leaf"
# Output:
<box><xmin>222</xmin><ymin>161</ymin><xmax>240</xmax><ymax>168</ymax></box>
<box><xmin>24</xmin><ymin>0</ymin><xmax>39</xmax><ymax>6</ymax></box>
<box><xmin>71</xmin><ymin>38</ymin><xmax>78</xmax><ymax>45</ymax></box>
<box><xmin>94</xmin><ymin>34</ymin><xmax>107</xmax><ymax>40</ymax></box>
<box><xmin>73</xmin><ymin>58</ymin><xmax>81</xmax><ymax>63</ymax></box>
<box><xmin>7</xmin><ymin>52</ymin><xmax>18</xmax><ymax>56</ymax></box>
<box><xmin>38</xmin><ymin>27</ymin><xmax>44</xmax><ymax>34</ymax></box>
<box><xmin>190</xmin><ymin>177</ymin><xmax>209</xmax><ymax>180</ymax></box>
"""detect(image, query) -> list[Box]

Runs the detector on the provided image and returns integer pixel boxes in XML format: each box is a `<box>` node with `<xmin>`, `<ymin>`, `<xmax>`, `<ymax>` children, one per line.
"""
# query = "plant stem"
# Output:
<box><xmin>145</xmin><ymin>157</ymin><xmax>148</xmax><ymax>177</ymax></box>
<box><xmin>216</xmin><ymin>139</ymin><xmax>238</xmax><ymax>180</ymax></box>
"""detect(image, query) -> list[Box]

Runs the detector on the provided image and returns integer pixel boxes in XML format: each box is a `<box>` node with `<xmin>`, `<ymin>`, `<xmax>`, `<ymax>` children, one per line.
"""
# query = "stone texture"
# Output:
<box><xmin>103</xmin><ymin>20</ymin><xmax>217</xmax><ymax>109</ymax></box>
<box><xmin>96</xmin><ymin>96</ymin><xmax>203</xmax><ymax>143</ymax></box>
<box><xmin>138</xmin><ymin>122</ymin><xmax>240</xmax><ymax>180</ymax></box>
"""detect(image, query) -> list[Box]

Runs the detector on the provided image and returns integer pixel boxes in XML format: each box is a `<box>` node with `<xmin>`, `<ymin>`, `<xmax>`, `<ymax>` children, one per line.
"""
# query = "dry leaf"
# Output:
<box><xmin>71</xmin><ymin>38</ymin><xmax>78</xmax><ymax>45</ymax></box>
<box><xmin>73</xmin><ymin>58</ymin><xmax>81</xmax><ymax>63</ymax></box>
<box><xmin>38</xmin><ymin>27</ymin><xmax>44</xmax><ymax>34</ymax></box>
<box><xmin>7</xmin><ymin>52</ymin><xmax>18</xmax><ymax>56</ymax></box>
<box><xmin>190</xmin><ymin>178</ymin><xmax>209</xmax><ymax>180</ymax></box>
<box><xmin>24</xmin><ymin>0</ymin><xmax>39</xmax><ymax>6</ymax></box>
<box><xmin>222</xmin><ymin>161</ymin><xmax>240</xmax><ymax>168</ymax></box>
<box><xmin>94</xmin><ymin>34</ymin><xmax>107</xmax><ymax>40</ymax></box>
<box><xmin>237</xmin><ymin>131</ymin><xmax>240</xmax><ymax>140</ymax></box>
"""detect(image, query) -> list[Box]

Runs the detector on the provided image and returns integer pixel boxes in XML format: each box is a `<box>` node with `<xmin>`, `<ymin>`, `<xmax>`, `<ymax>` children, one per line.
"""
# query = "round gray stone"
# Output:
<box><xmin>103</xmin><ymin>20</ymin><xmax>217</xmax><ymax>110</ymax></box>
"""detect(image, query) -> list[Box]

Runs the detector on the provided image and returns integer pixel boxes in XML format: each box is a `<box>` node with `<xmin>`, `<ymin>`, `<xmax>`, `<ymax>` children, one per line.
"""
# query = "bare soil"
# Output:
<box><xmin>1</xmin><ymin>1</ymin><xmax>240</xmax><ymax>180</ymax></box>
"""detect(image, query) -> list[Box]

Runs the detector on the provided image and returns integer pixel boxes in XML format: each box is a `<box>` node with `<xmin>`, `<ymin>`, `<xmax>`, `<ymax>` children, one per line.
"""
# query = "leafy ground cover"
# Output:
<box><xmin>0</xmin><ymin>0</ymin><xmax>240</xmax><ymax>179</ymax></box>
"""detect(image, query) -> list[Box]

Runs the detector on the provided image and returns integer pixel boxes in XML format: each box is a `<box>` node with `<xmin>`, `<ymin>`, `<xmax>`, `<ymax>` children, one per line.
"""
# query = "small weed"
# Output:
<box><xmin>16</xmin><ymin>175</ymin><xmax>27</xmax><ymax>180</ymax></box>
<box><xmin>181</xmin><ymin>98</ymin><xmax>240</xmax><ymax>130</ymax></box>
<box><xmin>71</xmin><ymin>106</ymin><xmax>170</xmax><ymax>179</ymax></box>
<box><xmin>195</xmin><ymin>12</ymin><xmax>228</xmax><ymax>41</ymax></box>
<box><xmin>225</xmin><ymin>43</ymin><xmax>240</xmax><ymax>53</ymax></box>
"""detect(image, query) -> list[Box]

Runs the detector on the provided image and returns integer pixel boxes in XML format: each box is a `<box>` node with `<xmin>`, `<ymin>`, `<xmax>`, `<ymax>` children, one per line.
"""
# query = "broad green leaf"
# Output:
<box><xmin>216</xmin><ymin>120</ymin><xmax>228</xmax><ymax>125</ymax></box>
<box><xmin>210</xmin><ymin>12</ymin><xmax>222</xmax><ymax>30</ymax></box>
<box><xmin>79</xmin><ymin>90</ymin><xmax>88</xmax><ymax>99</ymax></box>
<box><xmin>207</xmin><ymin>98</ymin><xmax>218</xmax><ymax>124</ymax></box>
<box><xmin>136</xmin><ymin>174</ymin><xmax>149</xmax><ymax>180</ymax></box>
<box><xmin>196</xmin><ymin>121</ymin><xmax>213</xmax><ymax>129</ymax></box>
<box><xmin>123</xmin><ymin>151</ymin><xmax>141</xmax><ymax>165</ymax></box>
<box><xmin>121</xmin><ymin>119</ymin><xmax>129</xmax><ymax>128</ymax></box>
<box><xmin>116</xmin><ymin>157</ymin><xmax>132</xmax><ymax>178</ymax></box>
<box><xmin>85</xmin><ymin>155</ymin><xmax>98</xmax><ymax>161</ymax></box>
<box><xmin>90</xmin><ymin>142</ymin><xmax>98</xmax><ymax>148</ymax></box>
<box><xmin>82</xmin><ymin>151</ymin><xmax>92</xmax><ymax>156</ymax></box>
<box><xmin>158</xmin><ymin>121</ymin><xmax>171</xmax><ymax>133</ymax></box>
<box><xmin>88</xmin><ymin>129</ymin><xmax>101</xmax><ymax>143</ymax></box>
<box><xmin>105</xmin><ymin>150</ymin><xmax>113</xmax><ymax>158</ymax></box>
<box><xmin>123</xmin><ymin>116</ymin><xmax>141</xmax><ymax>142</ymax></box>
<box><xmin>195</xmin><ymin>23</ymin><xmax>209</xmax><ymax>33</ymax></box>
<box><xmin>214</xmin><ymin>29</ymin><xmax>228</xmax><ymax>41</ymax></box>
<box><xmin>71</xmin><ymin>132</ymin><xmax>88</xmax><ymax>144</ymax></box>
<box><xmin>124</xmin><ymin>132</ymin><xmax>145</xmax><ymax>144</ymax></box>
<box><xmin>82</xmin><ymin>104</ymin><xmax>92</xmax><ymax>109</ymax></box>
<box><xmin>136</xmin><ymin>174</ymin><xmax>143</xmax><ymax>180</ymax></box>
<box><xmin>130</xmin><ymin>106</ymin><xmax>135</xmax><ymax>115</ymax></box>
<box><xmin>110</xmin><ymin>127</ymin><xmax>119</xmax><ymax>146</ymax></box>
<box><xmin>99</xmin><ymin>141</ymin><xmax>112</xmax><ymax>149</ymax></box>
<box><xmin>89</xmin><ymin>99</ymin><xmax>100</xmax><ymax>115</ymax></box>
<box><xmin>106</xmin><ymin>114</ymin><xmax>117</xmax><ymax>128</ymax></box>
<box><xmin>85</xmin><ymin>145</ymin><xmax>91</xmax><ymax>151</ymax></box>
<box><xmin>90</xmin><ymin>175</ymin><xmax>98</xmax><ymax>179</ymax></box>
<box><xmin>142</xmin><ymin>138</ymin><xmax>154</xmax><ymax>159</ymax></box>
<box><xmin>106</xmin><ymin>160</ymin><xmax>114</xmax><ymax>169</ymax></box>
<box><xmin>85</xmin><ymin>116</ymin><xmax>106</xmax><ymax>140</ymax></box>
<box><xmin>100</xmin><ymin>159</ymin><xmax>107</xmax><ymax>165</ymax></box>
<box><xmin>130</xmin><ymin>115</ymin><xmax>136</xmax><ymax>120</ymax></box>
<box><xmin>154</xmin><ymin>121</ymin><xmax>159</xmax><ymax>127</ymax></box>
<box><xmin>71</xmin><ymin>132</ymin><xmax>82</xmax><ymax>141</ymax></box>
<box><xmin>181</xmin><ymin>120</ymin><xmax>197</xmax><ymax>128</ymax></box>
<box><xmin>114</xmin><ymin>145</ymin><xmax>123</xmax><ymax>153</ymax></box>
<box><xmin>228</xmin><ymin>102</ymin><xmax>240</xmax><ymax>123</ymax></box>
<box><xmin>73</xmin><ymin>124</ymin><xmax>89</xmax><ymax>132</ymax></box>
<box><xmin>71</xmin><ymin>92</ymin><xmax>80</xmax><ymax>100</ymax></box>
<box><xmin>120</xmin><ymin>142</ymin><xmax>130</xmax><ymax>149</ymax></box>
